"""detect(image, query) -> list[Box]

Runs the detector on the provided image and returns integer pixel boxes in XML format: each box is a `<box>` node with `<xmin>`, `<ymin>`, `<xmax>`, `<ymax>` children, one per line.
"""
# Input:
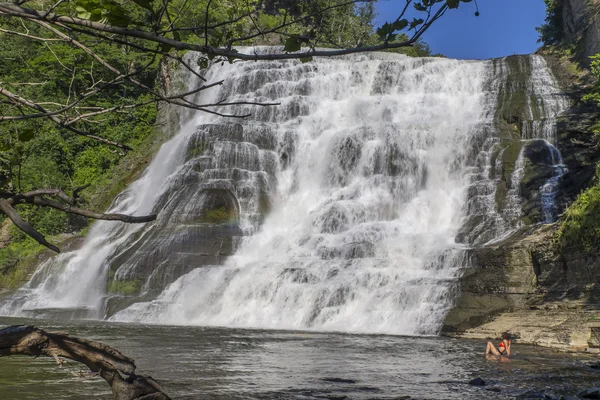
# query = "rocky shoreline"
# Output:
<box><xmin>443</xmin><ymin>222</ymin><xmax>600</xmax><ymax>353</ymax></box>
<box><xmin>441</xmin><ymin>48</ymin><xmax>600</xmax><ymax>354</ymax></box>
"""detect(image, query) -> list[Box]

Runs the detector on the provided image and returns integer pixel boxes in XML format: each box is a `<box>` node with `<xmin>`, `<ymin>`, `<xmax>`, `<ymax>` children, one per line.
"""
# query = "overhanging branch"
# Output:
<box><xmin>0</xmin><ymin>2</ymin><xmax>447</xmax><ymax>61</ymax></box>
<box><xmin>0</xmin><ymin>325</ymin><xmax>171</xmax><ymax>400</ymax></box>
<box><xmin>0</xmin><ymin>187</ymin><xmax>156</xmax><ymax>253</ymax></box>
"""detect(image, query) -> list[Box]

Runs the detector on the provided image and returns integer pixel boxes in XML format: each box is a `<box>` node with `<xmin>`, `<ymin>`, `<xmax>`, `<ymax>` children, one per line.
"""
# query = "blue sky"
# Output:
<box><xmin>374</xmin><ymin>0</ymin><xmax>547</xmax><ymax>59</ymax></box>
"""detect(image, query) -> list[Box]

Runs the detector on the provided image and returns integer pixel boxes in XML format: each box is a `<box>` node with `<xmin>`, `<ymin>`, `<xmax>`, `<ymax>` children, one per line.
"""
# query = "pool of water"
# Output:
<box><xmin>0</xmin><ymin>317</ymin><xmax>598</xmax><ymax>399</ymax></box>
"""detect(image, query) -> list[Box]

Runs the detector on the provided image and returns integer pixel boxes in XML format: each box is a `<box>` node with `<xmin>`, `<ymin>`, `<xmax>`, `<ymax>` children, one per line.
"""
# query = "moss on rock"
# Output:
<box><xmin>107</xmin><ymin>279</ymin><xmax>142</xmax><ymax>296</ymax></box>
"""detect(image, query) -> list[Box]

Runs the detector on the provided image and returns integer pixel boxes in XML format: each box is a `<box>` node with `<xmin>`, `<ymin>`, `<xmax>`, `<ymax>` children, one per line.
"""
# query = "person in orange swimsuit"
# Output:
<box><xmin>485</xmin><ymin>332</ymin><xmax>511</xmax><ymax>356</ymax></box>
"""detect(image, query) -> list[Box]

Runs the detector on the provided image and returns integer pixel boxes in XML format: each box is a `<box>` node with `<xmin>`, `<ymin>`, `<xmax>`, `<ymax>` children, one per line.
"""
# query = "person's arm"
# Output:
<box><xmin>505</xmin><ymin>340</ymin><xmax>511</xmax><ymax>356</ymax></box>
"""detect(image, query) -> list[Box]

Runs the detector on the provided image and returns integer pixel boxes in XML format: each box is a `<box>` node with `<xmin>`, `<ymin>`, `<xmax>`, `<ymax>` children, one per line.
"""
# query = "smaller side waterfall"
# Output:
<box><xmin>521</xmin><ymin>56</ymin><xmax>570</xmax><ymax>223</ymax></box>
<box><xmin>539</xmin><ymin>142</ymin><xmax>567</xmax><ymax>223</ymax></box>
<box><xmin>457</xmin><ymin>55</ymin><xmax>570</xmax><ymax>245</ymax></box>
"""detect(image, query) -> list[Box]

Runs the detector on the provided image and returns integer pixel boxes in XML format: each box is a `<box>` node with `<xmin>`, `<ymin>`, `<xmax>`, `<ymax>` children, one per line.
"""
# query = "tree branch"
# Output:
<box><xmin>0</xmin><ymin>187</ymin><xmax>156</xmax><ymax>253</ymax></box>
<box><xmin>0</xmin><ymin>85</ymin><xmax>132</xmax><ymax>150</ymax></box>
<box><xmin>0</xmin><ymin>199</ymin><xmax>60</xmax><ymax>252</ymax></box>
<box><xmin>0</xmin><ymin>2</ymin><xmax>445</xmax><ymax>61</ymax></box>
<box><xmin>29</xmin><ymin>196</ymin><xmax>157</xmax><ymax>224</ymax></box>
<box><xmin>0</xmin><ymin>325</ymin><xmax>171</xmax><ymax>400</ymax></box>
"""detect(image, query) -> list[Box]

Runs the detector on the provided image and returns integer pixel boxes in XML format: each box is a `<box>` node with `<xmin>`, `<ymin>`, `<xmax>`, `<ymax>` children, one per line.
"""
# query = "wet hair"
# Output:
<box><xmin>501</xmin><ymin>332</ymin><xmax>511</xmax><ymax>340</ymax></box>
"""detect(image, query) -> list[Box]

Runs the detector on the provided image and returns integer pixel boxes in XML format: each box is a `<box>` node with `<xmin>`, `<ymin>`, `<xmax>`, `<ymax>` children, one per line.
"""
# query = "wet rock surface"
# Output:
<box><xmin>444</xmin><ymin>54</ymin><xmax>600</xmax><ymax>351</ymax></box>
<box><xmin>443</xmin><ymin>223</ymin><xmax>600</xmax><ymax>351</ymax></box>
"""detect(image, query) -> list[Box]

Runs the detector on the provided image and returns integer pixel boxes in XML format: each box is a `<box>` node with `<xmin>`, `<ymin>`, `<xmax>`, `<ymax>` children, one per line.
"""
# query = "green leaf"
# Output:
<box><xmin>376</xmin><ymin>22</ymin><xmax>393</xmax><ymax>40</ymax></box>
<box><xmin>283</xmin><ymin>37</ymin><xmax>302</xmax><ymax>53</ymax></box>
<box><xmin>447</xmin><ymin>0</ymin><xmax>460</xmax><ymax>8</ymax></box>
<box><xmin>414</xmin><ymin>3</ymin><xmax>428</xmax><ymax>12</ymax></box>
<box><xmin>410</xmin><ymin>18</ymin><xmax>424</xmax><ymax>30</ymax></box>
<box><xmin>18</xmin><ymin>129</ymin><xmax>35</xmax><ymax>142</ymax></box>
<box><xmin>0</xmin><ymin>141</ymin><xmax>10</xmax><ymax>152</ymax></box>
<box><xmin>159</xmin><ymin>42</ymin><xmax>174</xmax><ymax>52</ymax></box>
<box><xmin>392</xmin><ymin>19</ymin><xmax>408</xmax><ymax>31</ymax></box>
<box><xmin>75</xmin><ymin>6</ymin><xmax>92</xmax><ymax>20</ymax></box>
<box><xmin>107</xmin><ymin>13</ymin><xmax>130</xmax><ymax>27</ymax></box>
<box><xmin>89</xmin><ymin>9</ymin><xmax>103</xmax><ymax>21</ymax></box>
<box><xmin>132</xmin><ymin>0</ymin><xmax>154</xmax><ymax>12</ymax></box>
<box><xmin>299</xmin><ymin>56</ymin><xmax>313</xmax><ymax>63</ymax></box>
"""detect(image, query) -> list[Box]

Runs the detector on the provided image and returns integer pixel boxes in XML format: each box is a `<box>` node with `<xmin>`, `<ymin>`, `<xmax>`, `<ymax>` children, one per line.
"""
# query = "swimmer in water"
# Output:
<box><xmin>485</xmin><ymin>332</ymin><xmax>511</xmax><ymax>356</ymax></box>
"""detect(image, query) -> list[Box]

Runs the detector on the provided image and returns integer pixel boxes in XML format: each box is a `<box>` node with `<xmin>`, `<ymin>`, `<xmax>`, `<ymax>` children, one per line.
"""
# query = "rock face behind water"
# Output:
<box><xmin>442</xmin><ymin>55</ymin><xmax>600</xmax><ymax>351</ymax></box>
<box><xmin>562</xmin><ymin>0</ymin><xmax>600</xmax><ymax>66</ymax></box>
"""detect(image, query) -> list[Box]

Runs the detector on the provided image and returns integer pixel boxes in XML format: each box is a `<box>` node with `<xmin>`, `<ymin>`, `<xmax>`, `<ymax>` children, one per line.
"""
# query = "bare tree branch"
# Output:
<box><xmin>0</xmin><ymin>187</ymin><xmax>156</xmax><ymax>252</ymax></box>
<box><xmin>0</xmin><ymin>199</ymin><xmax>60</xmax><ymax>252</ymax></box>
<box><xmin>0</xmin><ymin>86</ymin><xmax>132</xmax><ymax>150</ymax></box>
<box><xmin>0</xmin><ymin>325</ymin><xmax>171</xmax><ymax>400</ymax></box>
<box><xmin>0</xmin><ymin>2</ymin><xmax>448</xmax><ymax>61</ymax></box>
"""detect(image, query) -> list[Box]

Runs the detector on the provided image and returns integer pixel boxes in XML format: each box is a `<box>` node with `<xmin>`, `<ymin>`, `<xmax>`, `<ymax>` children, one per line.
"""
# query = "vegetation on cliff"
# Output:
<box><xmin>558</xmin><ymin>54</ymin><xmax>600</xmax><ymax>251</ymax></box>
<box><xmin>535</xmin><ymin>0</ymin><xmax>600</xmax><ymax>251</ymax></box>
<box><xmin>0</xmin><ymin>0</ymin><xmax>461</xmax><ymax>284</ymax></box>
<box><xmin>537</xmin><ymin>0</ymin><xmax>563</xmax><ymax>46</ymax></box>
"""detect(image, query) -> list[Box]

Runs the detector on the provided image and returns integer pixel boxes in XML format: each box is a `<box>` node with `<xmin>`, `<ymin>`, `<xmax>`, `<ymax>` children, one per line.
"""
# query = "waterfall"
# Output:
<box><xmin>522</xmin><ymin>56</ymin><xmax>570</xmax><ymax>224</ymax></box>
<box><xmin>111</xmin><ymin>52</ymin><xmax>491</xmax><ymax>335</ymax></box>
<box><xmin>0</xmin><ymin>51</ymin><xmax>569</xmax><ymax>335</ymax></box>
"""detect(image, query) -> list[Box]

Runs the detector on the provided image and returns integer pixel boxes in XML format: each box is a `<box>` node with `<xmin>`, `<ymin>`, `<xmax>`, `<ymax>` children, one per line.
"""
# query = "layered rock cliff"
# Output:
<box><xmin>562</xmin><ymin>0</ymin><xmax>600</xmax><ymax>65</ymax></box>
<box><xmin>443</xmin><ymin>52</ymin><xmax>600</xmax><ymax>350</ymax></box>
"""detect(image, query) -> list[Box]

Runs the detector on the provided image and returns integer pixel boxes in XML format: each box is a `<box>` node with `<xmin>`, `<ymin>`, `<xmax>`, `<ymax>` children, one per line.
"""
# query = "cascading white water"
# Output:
<box><xmin>460</xmin><ymin>55</ymin><xmax>570</xmax><ymax>245</ymax></box>
<box><xmin>107</xmin><ymin>52</ymin><xmax>492</xmax><ymax>335</ymax></box>
<box><xmin>522</xmin><ymin>56</ymin><xmax>570</xmax><ymax>224</ymax></box>
<box><xmin>0</xmin><ymin>61</ymin><xmax>216</xmax><ymax>317</ymax></box>
<box><xmin>1</xmin><ymin>51</ymin><xmax>570</xmax><ymax>335</ymax></box>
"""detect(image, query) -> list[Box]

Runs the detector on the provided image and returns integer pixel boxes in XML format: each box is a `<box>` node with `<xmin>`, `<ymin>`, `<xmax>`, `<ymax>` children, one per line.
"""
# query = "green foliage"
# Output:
<box><xmin>558</xmin><ymin>174</ymin><xmax>600</xmax><ymax>252</ymax></box>
<box><xmin>0</xmin><ymin>12</ymin><xmax>158</xmax><ymax>237</ymax></box>
<box><xmin>583</xmin><ymin>55</ymin><xmax>600</xmax><ymax>139</ymax></box>
<box><xmin>108</xmin><ymin>278</ymin><xmax>142</xmax><ymax>295</ymax></box>
<box><xmin>558</xmin><ymin>53</ymin><xmax>600</xmax><ymax>252</ymax></box>
<box><xmin>537</xmin><ymin>0</ymin><xmax>563</xmax><ymax>46</ymax></box>
<box><xmin>0</xmin><ymin>238</ymin><xmax>46</xmax><ymax>289</ymax></box>
<box><xmin>201</xmin><ymin>207</ymin><xmax>234</xmax><ymax>224</ymax></box>
<box><xmin>583</xmin><ymin>55</ymin><xmax>600</xmax><ymax>104</ymax></box>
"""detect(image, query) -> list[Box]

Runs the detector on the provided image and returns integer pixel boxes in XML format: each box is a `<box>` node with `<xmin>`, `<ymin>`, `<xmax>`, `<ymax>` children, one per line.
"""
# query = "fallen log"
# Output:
<box><xmin>0</xmin><ymin>325</ymin><xmax>171</xmax><ymax>400</ymax></box>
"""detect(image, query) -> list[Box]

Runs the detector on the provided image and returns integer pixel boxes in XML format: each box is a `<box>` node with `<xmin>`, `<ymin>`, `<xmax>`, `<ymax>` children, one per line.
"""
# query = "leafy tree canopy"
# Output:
<box><xmin>0</xmin><ymin>0</ymin><xmax>477</xmax><ymax>251</ymax></box>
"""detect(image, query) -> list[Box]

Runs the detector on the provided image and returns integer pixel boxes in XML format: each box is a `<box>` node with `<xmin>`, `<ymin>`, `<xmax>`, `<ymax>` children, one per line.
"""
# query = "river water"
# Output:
<box><xmin>1</xmin><ymin>317</ymin><xmax>598</xmax><ymax>400</ymax></box>
<box><xmin>0</xmin><ymin>51</ymin><xmax>584</xmax><ymax>399</ymax></box>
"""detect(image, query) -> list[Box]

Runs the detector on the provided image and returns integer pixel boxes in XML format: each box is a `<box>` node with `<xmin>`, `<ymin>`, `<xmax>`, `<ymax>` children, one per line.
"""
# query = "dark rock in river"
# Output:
<box><xmin>485</xmin><ymin>387</ymin><xmax>501</xmax><ymax>393</ymax></box>
<box><xmin>517</xmin><ymin>389</ymin><xmax>554</xmax><ymax>399</ymax></box>
<box><xmin>321</xmin><ymin>377</ymin><xmax>357</xmax><ymax>384</ymax></box>
<box><xmin>579</xmin><ymin>387</ymin><xmax>600</xmax><ymax>399</ymax></box>
<box><xmin>468</xmin><ymin>377</ymin><xmax>486</xmax><ymax>386</ymax></box>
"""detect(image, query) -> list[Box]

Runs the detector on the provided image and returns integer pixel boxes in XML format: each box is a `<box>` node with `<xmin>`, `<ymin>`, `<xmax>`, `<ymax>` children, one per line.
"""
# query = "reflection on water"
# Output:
<box><xmin>0</xmin><ymin>317</ymin><xmax>598</xmax><ymax>399</ymax></box>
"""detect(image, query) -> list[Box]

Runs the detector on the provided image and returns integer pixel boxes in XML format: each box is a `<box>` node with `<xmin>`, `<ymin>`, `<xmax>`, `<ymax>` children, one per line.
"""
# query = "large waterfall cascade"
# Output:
<box><xmin>0</xmin><ymin>52</ymin><xmax>569</xmax><ymax>335</ymax></box>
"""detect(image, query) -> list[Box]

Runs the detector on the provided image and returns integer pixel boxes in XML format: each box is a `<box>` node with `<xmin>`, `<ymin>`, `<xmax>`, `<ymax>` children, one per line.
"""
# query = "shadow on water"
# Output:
<box><xmin>1</xmin><ymin>317</ymin><xmax>599</xmax><ymax>400</ymax></box>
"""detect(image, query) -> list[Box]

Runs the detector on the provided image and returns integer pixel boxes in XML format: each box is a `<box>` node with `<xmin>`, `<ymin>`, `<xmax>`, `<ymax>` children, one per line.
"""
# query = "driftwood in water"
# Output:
<box><xmin>0</xmin><ymin>325</ymin><xmax>171</xmax><ymax>400</ymax></box>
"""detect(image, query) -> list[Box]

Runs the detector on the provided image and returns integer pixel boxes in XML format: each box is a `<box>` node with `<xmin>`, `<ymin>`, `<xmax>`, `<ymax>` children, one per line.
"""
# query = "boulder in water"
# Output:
<box><xmin>468</xmin><ymin>377</ymin><xmax>486</xmax><ymax>386</ymax></box>
<box><xmin>579</xmin><ymin>387</ymin><xmax>600</xmax><ymax>399</ymax></box>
